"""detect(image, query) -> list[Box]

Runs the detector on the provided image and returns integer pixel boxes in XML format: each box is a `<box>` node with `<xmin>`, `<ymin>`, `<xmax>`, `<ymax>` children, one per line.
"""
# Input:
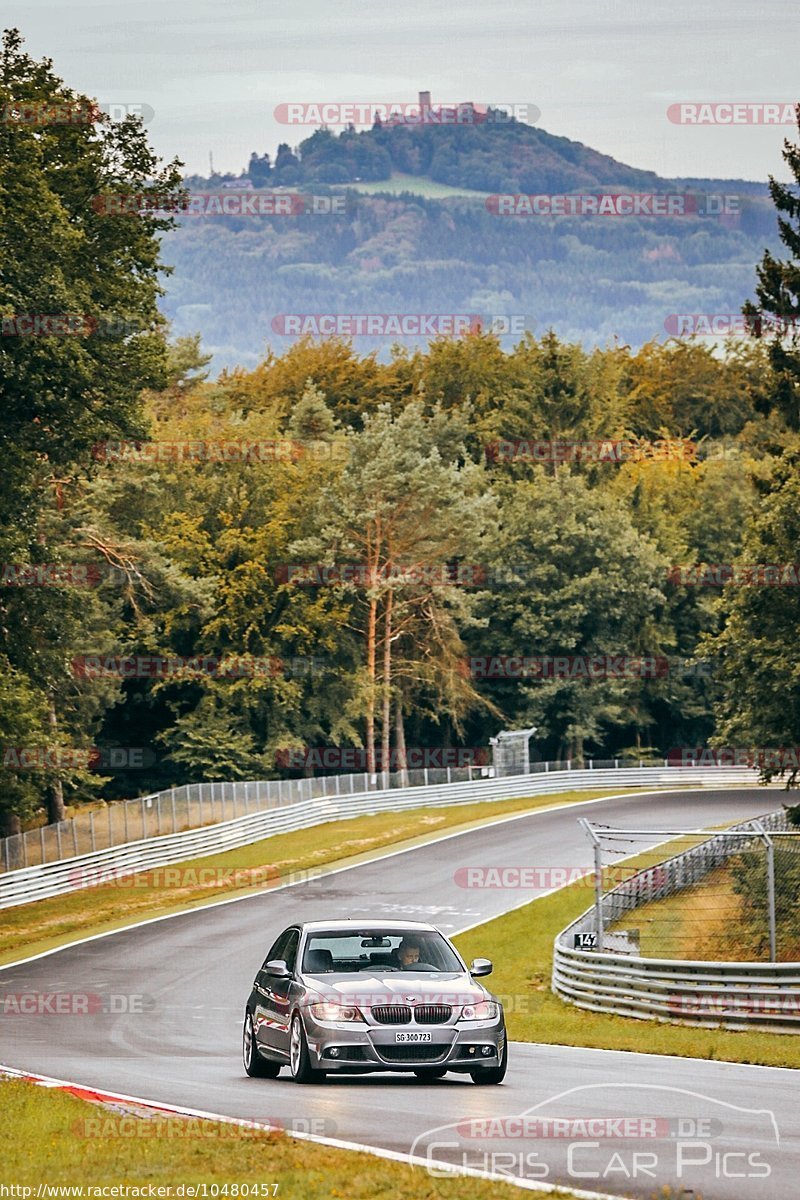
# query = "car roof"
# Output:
<box><xmin>297</xmin><ymin>919</ymin><xmax>440</xmax><ymax>933</ymax></box>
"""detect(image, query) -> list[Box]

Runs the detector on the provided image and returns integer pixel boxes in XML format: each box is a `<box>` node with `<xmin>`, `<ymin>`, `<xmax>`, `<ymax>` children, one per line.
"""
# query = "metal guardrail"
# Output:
<box><xmin>2</xmin><ymin>766</ymin><xmax>489</xmax><ymax>873</ymax></box>
<box><xmin>0</xmin><ymin>764</ymin><xmax>758</xmax><ymax>909</ymax></box>
<box><xmin>552</xmin><ymin>809</ymin><xmax>800</xmax><ymax>1033</ymax></box>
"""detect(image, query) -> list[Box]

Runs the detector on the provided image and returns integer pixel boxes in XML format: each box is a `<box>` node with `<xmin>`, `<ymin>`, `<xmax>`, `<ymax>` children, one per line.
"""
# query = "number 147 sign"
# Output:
<box><xmin>573</xmin><ymin>931</ymin><xmax>598</xmax><ymax>949</ymax></box>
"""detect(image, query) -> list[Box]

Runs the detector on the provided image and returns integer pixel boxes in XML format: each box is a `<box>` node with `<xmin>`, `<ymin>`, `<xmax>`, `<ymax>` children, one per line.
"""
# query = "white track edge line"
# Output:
<box><xmin>0</xmin><ymin>1063</ymin><xmax>628</xmax><ymax>1200</ymax></box>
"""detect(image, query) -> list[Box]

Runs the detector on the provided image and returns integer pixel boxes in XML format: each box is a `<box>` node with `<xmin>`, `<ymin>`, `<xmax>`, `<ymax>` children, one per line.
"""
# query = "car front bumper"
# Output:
<box><xmin>303</xmin><ymin>1016</ymin><xmax>505</xmax><ymax>1073</ymax></box>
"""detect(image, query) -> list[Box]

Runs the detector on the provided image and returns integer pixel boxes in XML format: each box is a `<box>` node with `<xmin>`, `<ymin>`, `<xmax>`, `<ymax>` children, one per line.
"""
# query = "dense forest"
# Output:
<box><xmin>162</xmin><ymin>189</ymin><xmax>780</xmax><ymax>373</ymax></box>
<box><xmin>2</xmin><ymin>31</ymin><xmax>800</xmax><ymax>835</ymax></box>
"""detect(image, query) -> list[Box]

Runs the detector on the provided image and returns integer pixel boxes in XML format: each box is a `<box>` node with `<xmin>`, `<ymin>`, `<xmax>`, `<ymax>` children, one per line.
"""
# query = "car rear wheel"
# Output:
<box><xmin>289</xmin><ymin>1013</ymin><xmax>326</xmax><ymax>1084</ymax></box>
<box><xmin>243</xmin><ymin>1012</ymin><xmax>280</xmax><ymax>1078</ymax></box>
<box><xmin>470</xmin><ymin>1033</ymin><xmax>507</xmax><ymax>1085</ymax></box>
<box><xmin>413</xmin><ymin>1067</ymin><xmax>447</xmax><ymax>1080</ymax></box>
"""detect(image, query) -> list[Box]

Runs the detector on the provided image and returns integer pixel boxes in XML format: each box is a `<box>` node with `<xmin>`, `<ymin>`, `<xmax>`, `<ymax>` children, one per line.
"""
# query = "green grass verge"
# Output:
<box><xmin>343</xmin><ymin>171</ymin><xmax>489</xmax><ymax>199</ymax></box>
<box><xmin>611</xmin><ymin>860</ymin><xmax>800</xmax><ymax>962</ymax></box>
<box><xmin>0</xmin><ymin>788</ymin><xmax>624</xmax><ymax>966</ymax></box>
<box><xmin>454</xmin><ymin>871</ymin><xmax>800</xmax><ymax>1070</ymax></box>
<box><xmin>0</xmin><ymin>1077</ymin><xmax>583</xmax><ymax>1196</ymax></box>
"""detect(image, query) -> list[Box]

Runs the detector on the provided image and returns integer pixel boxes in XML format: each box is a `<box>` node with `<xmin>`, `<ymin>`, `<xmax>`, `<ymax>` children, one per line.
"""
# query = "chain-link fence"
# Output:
<box><xmin>579</xmin><ymin>812</ymin><xmax>800</xmax><ymax>963</ymax></box>
<box><xmin>0</xmin><ymin>755</ymin><xmax>672</xmax><ymax>874</ymax></box>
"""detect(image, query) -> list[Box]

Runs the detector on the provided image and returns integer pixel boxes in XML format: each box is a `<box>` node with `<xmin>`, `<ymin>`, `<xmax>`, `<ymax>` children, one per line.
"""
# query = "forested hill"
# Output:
<box><xmin>235</xmin><ymin>113</ymin><xmax>769</xmax><ymax>196</ymax></box>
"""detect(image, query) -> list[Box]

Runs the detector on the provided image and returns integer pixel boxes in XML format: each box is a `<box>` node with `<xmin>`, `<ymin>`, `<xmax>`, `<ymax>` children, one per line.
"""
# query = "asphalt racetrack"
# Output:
<box><xmin>1</xmin><ymin>787</ymin><xmax>796</xmax><ymax>1199</ymax></box>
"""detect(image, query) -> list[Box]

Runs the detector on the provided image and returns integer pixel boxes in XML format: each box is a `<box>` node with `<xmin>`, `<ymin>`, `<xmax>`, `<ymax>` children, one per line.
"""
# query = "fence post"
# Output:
<box><xmin>72</xmin><ymin>820</ymin><xmax>78</xmax><ymax>856</ymax></box>
<box><xmin>56</xmin><ymin>821</ymin><xmax>62</xmax><ymax>860</ymax></box>
<box><xmin>123</xmin><ymin>802</ymin><xmax>129</xmax><ymax>843</ymax></box>
<box><xmin>580</xmin><ymin>819</ymin><xmax>604</xmax><ymax>950</ymax></box>
<box><xmin>141</xmin><ymin>796</ymin><xmax>147</xmax><ymax>839</ymax></box>
<box><xmin>40</xmin><ymin>826</ymin><xmax>46</xmax><ymax>864</ymax></box>
<box><xmin>765</xmin><ymin>830</ymin><xmax>777</xmax><ymax>963</ymax></box>
<box><xmin>751</xmin><ymin>821</ymin><xmax>777</xmax><ymax>963</ymax></box>
<box><xmin>171</xmin><ymin>788</ymin><xmax>177</xmax><ymax>833</ymax></box>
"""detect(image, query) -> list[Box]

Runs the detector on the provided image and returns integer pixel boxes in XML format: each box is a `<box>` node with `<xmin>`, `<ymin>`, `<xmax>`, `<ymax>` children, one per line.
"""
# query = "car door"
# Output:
<box><xmin>253</xmin><ymin>928</ymin><xmax>291</xmax><ymax>1056</ymax></box>
<box><xmin>254</xmin><ymin>928</ymin><xmax>299</xmax><ymax>1059</ymax></box>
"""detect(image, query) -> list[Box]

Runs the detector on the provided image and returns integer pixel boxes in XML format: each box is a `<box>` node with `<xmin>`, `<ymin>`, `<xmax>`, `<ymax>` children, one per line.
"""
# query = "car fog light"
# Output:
<box><xmin>481</xmin><ymin>1045</ymin><xmax>493</xmax><ymax>1056</ymax></box>
<box><xmin>329</xmin><ymin>1047</ymin><xmax>340</xmax><ymax>1057</ymax></box>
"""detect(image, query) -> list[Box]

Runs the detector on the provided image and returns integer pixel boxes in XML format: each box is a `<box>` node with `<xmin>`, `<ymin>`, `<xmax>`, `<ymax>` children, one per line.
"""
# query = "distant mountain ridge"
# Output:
<box><xmin>165</xmin><ymin>101</ymin><xmax>777</xmax><ymax>372</ymax></box>
<box><xmin>197</xmin><ymin>100</ymin><xmax>770</xmax><ymax>198</ymax></box>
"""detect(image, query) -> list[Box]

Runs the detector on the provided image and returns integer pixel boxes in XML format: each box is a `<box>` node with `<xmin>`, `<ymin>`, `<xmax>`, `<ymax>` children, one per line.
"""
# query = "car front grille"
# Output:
<box><xmin>377</xmin><ymin>1044</ymin><xmax>449</xmax><ymax>1063</ymax></box>
<box><xmin>414</xmin><ymin>1004</ymin><xmax>452</xmax><ymax>1024</ymax></box>
<box><xmin>371</xmin><ymin>1005</ymin><xmax>412</xmax><ymax>1024</ymax></box>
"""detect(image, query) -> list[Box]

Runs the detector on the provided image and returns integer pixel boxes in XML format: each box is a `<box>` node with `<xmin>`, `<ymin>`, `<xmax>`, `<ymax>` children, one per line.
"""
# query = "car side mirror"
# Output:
<box><xmin>264</xmin><ymin>958</ymin><xmax>291</xmax><ymax>977</ymax></box>
<box><xmin>470</xmin><ymin>957</ymin><xmax>493</xmax><ymax>977</ymax></box>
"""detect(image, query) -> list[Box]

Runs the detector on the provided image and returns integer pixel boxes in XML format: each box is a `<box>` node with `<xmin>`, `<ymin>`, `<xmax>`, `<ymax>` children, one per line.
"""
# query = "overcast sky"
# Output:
<box><xmin>7</xmin><ymin>0</ymin><xmax>798</xmax><ymax>181</ymax></box>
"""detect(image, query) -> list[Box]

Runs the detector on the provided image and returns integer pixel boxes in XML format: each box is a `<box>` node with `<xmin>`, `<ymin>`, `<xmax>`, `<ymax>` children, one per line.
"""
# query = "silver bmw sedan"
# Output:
<box><xmin>243</xmin><ymin>919</ymin><xmax>507</xmax><ymax>1084</ymax></box>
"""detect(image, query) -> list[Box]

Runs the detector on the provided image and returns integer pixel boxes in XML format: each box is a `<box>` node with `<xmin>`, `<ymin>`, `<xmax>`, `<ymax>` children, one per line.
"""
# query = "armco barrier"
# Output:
<box><xmin>0</xmin><ymin>764</ymin><xmax>758</xmax><ymax>909</ymax></box>
<box><xmin>552</xmin><ymin>809</ymin><xmax>800</xmax><ymax>1033</ymax></box>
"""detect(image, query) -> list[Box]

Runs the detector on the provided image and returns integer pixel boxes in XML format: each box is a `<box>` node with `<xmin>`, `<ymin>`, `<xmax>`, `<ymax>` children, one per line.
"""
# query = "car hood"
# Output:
<box><xmin>304</xmin><ymin>971</ymin><xmax>491</xmax><ymax>1006</ymax></box>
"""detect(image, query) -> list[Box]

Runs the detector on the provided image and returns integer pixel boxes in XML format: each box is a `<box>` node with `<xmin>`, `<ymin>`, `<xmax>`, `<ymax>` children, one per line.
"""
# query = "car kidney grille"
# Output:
<box><xmin>378</xmin><ymin>1044</ymin><xmax>449</xmax><ymax>1063</ymax></box>
<box><xmin>414</xmin><ymin>1004</ymin><xmax>452</xmax><ymax>1024</ymax></box>
<box><xmin>371</xmin><ymin>1005</ymin><xmax>412</xmax><ymax>1024</ymax></box>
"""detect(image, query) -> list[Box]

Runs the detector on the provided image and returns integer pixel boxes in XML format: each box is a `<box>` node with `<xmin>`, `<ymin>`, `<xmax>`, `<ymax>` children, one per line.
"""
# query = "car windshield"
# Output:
<box><xmin>301</xmin><ymin>929</ymin><xmax>463</xmax><ymax>974</ymax></box>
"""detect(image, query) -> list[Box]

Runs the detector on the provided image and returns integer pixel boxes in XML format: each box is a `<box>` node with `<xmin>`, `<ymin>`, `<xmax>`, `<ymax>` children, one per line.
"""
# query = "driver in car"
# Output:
<box><xmin>394</xmin><ymin>937</ymin><xmax>423</xmax><ymax>968</ymax></box>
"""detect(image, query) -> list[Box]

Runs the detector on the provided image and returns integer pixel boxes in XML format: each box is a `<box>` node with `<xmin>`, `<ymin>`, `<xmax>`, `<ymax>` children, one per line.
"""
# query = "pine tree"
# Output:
<box><xmin>743</xmin><ymin>105</ymin><xmax>800</xmax><ymax>428</ymax></box>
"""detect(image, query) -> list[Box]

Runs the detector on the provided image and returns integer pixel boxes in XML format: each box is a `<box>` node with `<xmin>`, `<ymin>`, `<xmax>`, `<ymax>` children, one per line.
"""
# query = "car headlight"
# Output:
<box><xmin>308</xmin><ymin>1002</ymin><xmax>363</xmax><ymax>1022</ymax></box>
<box><xmin>460</xmin><ymin>1000</ymin><xmax>499</xmax><ymax>1021</ymax></box>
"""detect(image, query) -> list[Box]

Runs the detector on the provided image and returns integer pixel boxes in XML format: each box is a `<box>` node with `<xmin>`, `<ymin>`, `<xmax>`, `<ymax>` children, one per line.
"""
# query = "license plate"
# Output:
<box><xmin>395</xmin><ymin>1031</ymin><xmax>432</xmax><ymax>1043</ymax></box>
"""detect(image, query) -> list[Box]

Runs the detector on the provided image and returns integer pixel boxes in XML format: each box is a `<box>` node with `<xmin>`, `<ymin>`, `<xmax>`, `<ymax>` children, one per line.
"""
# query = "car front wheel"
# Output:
<box><xmin>289</xmin><ymin>1013</ymin><xmax>326</xmax><ymax>1084</ymax></box>
<box><xmin>470</xmin><ymin>1033</ymin><xmax>507</xmax><ymax>1085</ymax></box>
